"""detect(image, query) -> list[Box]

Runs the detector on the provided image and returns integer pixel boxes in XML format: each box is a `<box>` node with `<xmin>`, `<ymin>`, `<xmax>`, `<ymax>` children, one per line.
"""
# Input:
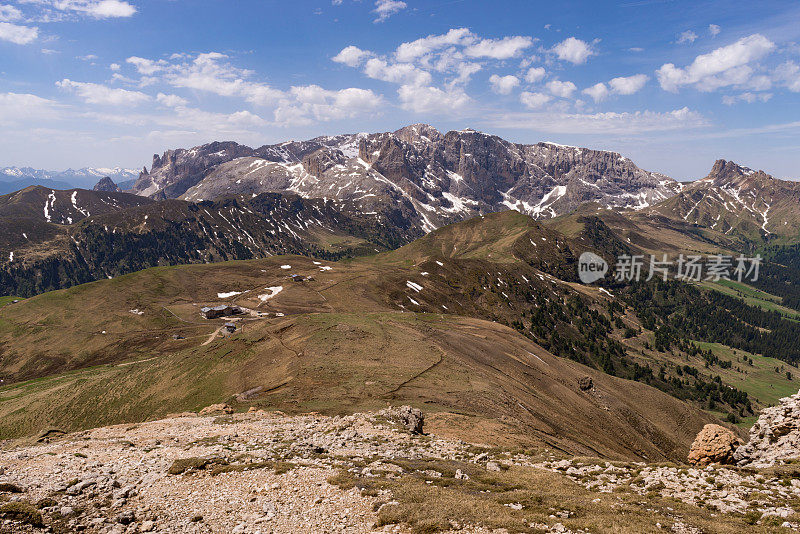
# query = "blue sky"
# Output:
<box><xmin>1</xmin><ymin>0</ymin><xmax>799</xmax><ymax>180</ymax></box>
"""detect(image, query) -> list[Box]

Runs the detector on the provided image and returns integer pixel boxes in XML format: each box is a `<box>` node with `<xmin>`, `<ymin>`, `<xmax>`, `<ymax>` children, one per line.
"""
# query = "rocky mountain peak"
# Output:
<box><xmin>393</xmin><ymin>123</ymin><xmax>442</xmax><ymax>144</ymax></box>
<box><xmin>93</xmin><ymin>176</ymin><xmax>121</xmax><ymax>192</ymax></box>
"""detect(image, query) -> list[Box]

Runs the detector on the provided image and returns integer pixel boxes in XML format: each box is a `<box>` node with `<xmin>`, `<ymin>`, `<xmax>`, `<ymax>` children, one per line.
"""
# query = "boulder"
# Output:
<box><xmin>687</xmin><ymin>424</ymin><xmax>741</xmax><ymax>466</ymax></box>
<box><xmin>578</xmin><ymin>376</ymin><xmax>593</xmax><ymax>391</ymax></box>
<box><xmin>199</xmin><ymin>403</ymin><xmax>233</xmax><ymax>416</ymax></box>
<box><xmin>735</xmin><ymin>389</ymin><xmax>800</xmax><ymax>467</ymax></box>
<box><xmin>383</xmin><ymin>405</ymin><xmax>424</xmax><ymax>434</ymax></box>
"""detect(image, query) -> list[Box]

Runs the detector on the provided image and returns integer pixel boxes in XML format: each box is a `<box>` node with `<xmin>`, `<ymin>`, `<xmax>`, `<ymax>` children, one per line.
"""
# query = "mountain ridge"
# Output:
<box><xmin>130</xmin><ymin>124</ymin><xmax>681</xmax><ymax>234</ymax></box>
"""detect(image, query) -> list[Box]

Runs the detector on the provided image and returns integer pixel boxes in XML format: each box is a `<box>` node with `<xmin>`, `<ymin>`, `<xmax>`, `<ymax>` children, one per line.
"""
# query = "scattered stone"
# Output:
<box><xmin>687</xmin><ymin>424</ymin><xmax>741</xmax><ymax>466</ymax></box>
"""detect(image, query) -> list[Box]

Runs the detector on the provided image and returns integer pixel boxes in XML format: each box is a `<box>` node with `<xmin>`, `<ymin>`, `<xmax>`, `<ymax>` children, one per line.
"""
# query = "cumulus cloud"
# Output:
<box><xmin>394</xmin><ymin>28</ymin><xmax>475</xmax><ymax>62</ymax></box>
<box><xmin>275</xmin><ymin>85</ymin><xmax>383</xmax><ymax>124</ymax></box>
<box><xmin>489</xmin><ymin>74</ymin><xmax>520</xmax><ymax>95</ymax></box>
<box><xmin>156</xmin><ymin>93</ymin><xmax>189</xmax><ymax>108</ymax></box>
<box><xmin>546</xmin><ymin>80</ymin><xmax>577</xmax><ymax>98</ymax></box>
<box><xmin>126</xmin><ymin>56</ymin><xmax>167</xmax><ymax>76</ymax></box>
<box><xmin>0</xmin><ymin>21</ymin><xmax>38</xmax><ymax>44</ymax></box>
<box><xmin>332</xmin><ymin>45</ymin><xmax>371</xmax><ymax>67</ymax></box>
<box><xmin>656</xmin><ymin>34</ymin><xmax>775</xmax><ymax>92</ymax></box>
<box><xmin>524</xmin><ymin>67</ymin><xmax>546</xmax><ymax>84</ymax></box>
<box><xmin>677</xmin><ymin>30</ymin><xmax>698</xmax><ymax>44</ymax></box>
<box><xmin>364</xmin><ymin>57</ymin><xmax>432</xmax><ymax>86</ymax></box>
<box><xmin>37</xmin><ymin>0</ymin><xmax>137</xmax><ymax>19</ymax></box>
<box><xmin>372</xmin><ymin>0</ymin><xmax>406</xmax><ymax>23</ymax></box>
<box><xmin>582</xmin><ymin>82</ymin><xmax>609</xmax><ymax>102</ymax></box>
<box><xmin>609</xmin><ymin>74</ymin><xmax>648</xmax><ymax>95</ymax></box>
<box><xmin>0</xmin><ymin>4</ymin><xmax>22</xmax><ymax>21</ymax></box>
<box><xmin>464</xmin><ymin>35</ymin><xmax>534</xmax><ymax>59</ymax></box>
<box><xmin>775</xmin><ymin>61</ymin><xmax>800</xmax><ymax>92</ymax></box>
<box><xmin>551</xmin><ymin>37</ymin><xmax>595</xmax><ymax>64</ymax></box>
<box><xmin>56</xmin><ymin>79</ymin><xmax>151</xmax><ymax>105</ymax></box>
<box><xmin>397</xmin><ymin>84</ymin><xmax>469</xmax><ymax>113</ymax></box>
<box><xmin>519</xmin><ymin>91</ymin><xmax>552</xmax><ymax>109</ymax></box>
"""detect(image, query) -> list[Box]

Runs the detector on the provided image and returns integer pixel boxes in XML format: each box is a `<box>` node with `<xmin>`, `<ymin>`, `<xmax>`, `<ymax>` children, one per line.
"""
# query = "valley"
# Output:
<box><xmin>3</xmin><ymin>126</ymin><xmax>800</xmax><ymax>533</ymax></box>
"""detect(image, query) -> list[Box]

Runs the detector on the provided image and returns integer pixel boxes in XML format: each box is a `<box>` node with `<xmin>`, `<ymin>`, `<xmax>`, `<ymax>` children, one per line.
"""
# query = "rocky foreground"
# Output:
<box><xmin>1</xmin><ymin>406</ymin><xmax>800</xmax><ymax>534</ymax></box>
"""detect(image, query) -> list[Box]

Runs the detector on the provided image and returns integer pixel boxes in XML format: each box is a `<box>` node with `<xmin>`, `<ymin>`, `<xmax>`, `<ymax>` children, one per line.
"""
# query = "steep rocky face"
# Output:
<box><xmin>132</xmin><ymin>141</ymin><xmax>254</xmax><ymax>199</ymax></box>
<box><xmin>648</xmin><ymin>159</ymin><xmax>800</xmax><ymax>240</ymax></box>
<box><xmin>93</xmin><ymin>177</ymin><xmax>121</xmax><ymax>192</ymax></box>
<box><xmin>735</xmin><ymin>389</ymin><xmax>800</xmax><ymax>467</ymax></box>
<box><xmin>131</xmin><ymin>125</ymin><xmax>680</xmax><ymax>234</ymax></box>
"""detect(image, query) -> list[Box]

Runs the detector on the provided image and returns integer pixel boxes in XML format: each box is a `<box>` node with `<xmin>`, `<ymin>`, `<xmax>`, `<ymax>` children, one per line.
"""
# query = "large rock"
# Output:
<box><xmin>383</xmin><ymin>405</ymin><xmax>424</xmax><ymax>434</ymax></box>
<box><xmin>735</xmin><ymin>389</ymin><xmax>800</xmax><ymax>467</ymax></box>
<box><xmin>687</xmin><ymin>424</ymin><xmax>741</xmax><ymax>466</ymax></box>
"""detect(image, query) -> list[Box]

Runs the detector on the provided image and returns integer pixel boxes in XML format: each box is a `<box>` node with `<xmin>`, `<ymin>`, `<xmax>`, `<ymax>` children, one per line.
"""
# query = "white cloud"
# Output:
<box><xmin>582</xmin><ymin>82</ymin><xmax>609</xmax><ymax>102</ymax></box>
<box><xmin>364</xmin><ymin>57</ymin><xmax>431</xmax><ymax>86</ymax></box>
<box><xmin>546</xmin><ymin>79</ymin><xmax>577</xmax><ymax>98</ymax></box>
<box><xmin>372</xmin><ymin>0</ymin><xmax>406</xmax><ymax>23</ymax></box>
<box><xmin>722</xmin><ymin>92</ymin><xmax>772</xmax><ymax>105</ymax></box>
<box><xmin>677</xmin><ymin>30</ymin><xmax>698</xmax><ymax>44</ymax></box>
<box><xmin>126</xmin><ymin>56</ymin><xmax>167</xmax><ymax>75</ymax></box>
<box><xmin>489</xmin><ymin>107</ymin><xmax>708</xmax><ymax>134</ymax></box>
<box><xmin>519</xmin><ymin>91</ymin><xmax>552</xmax><ymax>109</ymax></box>
<box><xmin>158</xmin><ymin>52</ymin><xmax>284</xmax><ymax>105</ymax></box>
<box><xmin>608</xmin><ymin>74</ymin><xmax>648</xmax><ymax>95</ymax></box>
<box><xmin>0</xmin><ymin>92</ymin><xmax>60</xmax><ymax>124</ymax></box>
<box><xmin>450</xmin><ymin>61</ymin><xmax>481</xmax><ymax>86</ymax></box>
<box><xmin>56</xmin><ymin>79</ymin><xmax>151</xmax><ymax>105</ymax></box>
<box><xmin>709</xmin><ymin>24</ymin><xmax>721</xmax><ymax>37</ymax></box>
<box><xmin>656</xmin><ymin>34</ymin><xmax>775</xmax><ymax>92</ymax></box>
<box><xmin>47</xmin><ymin>0</ymin><xmax>136</xmax><ymax>18</ymax></box>
<box><xmin>775</xmin><ymin>61</ymin><xmax>800</xmax><ymax>92</ymax></box>
<box><xmin>524</xmin><ymin>67</ymin><xmax>546</xmax><ymax>84</ymax></box>
<box><xmin>551</xmin><ymin>37</ymin><xmax>595</xmax><ymax>64</ymax></box>
<box><xmin>464</xmin><ymin>35</ymin><xmax>534</xmax><ymax>59</ymax></box>
<box><xmin>332</xmin><ymin>45</ymin><xmax>371</xmax><ymax>67</ymax></box>
<box><xmin>0</xmin><ymin>21</ymin><xmax>38</xmax><ymax>44</ymax></box>
<box><xmin>0</xmin><ymin>4</ymin><xmax>22</xmax><ymax>21</ymax></box>
<box><xmin>397</xmin><ymin>84</ymin><xmax>469</xmax><ymax>113</ymax></box>
<box><xmin>109</xmin><ymin>62</ymin><xmax>120</xmax><ymax>71</ymax></box>
<box><xmin>275</xmin><ymin>85</ymin><xmax>383</xmax><ymax>125</ymax></box>
<box><xmin>489</xmin><ymin>74</ymin><xmax>520</xmax><ymax>95</ymax></box>
<box><xmin>156</xmin><ymin>93</ymin><xmax>188</xmax><ymax>108</ymax></box>
<box><xmin>77</xmin><ymin>53</ymin><xmax>98</xmax><ymax>61</ymax></box>
<box><xmin>394</xmin><ymin>28</ymin><xmax>475</xmax><ymax>62</ymax></box>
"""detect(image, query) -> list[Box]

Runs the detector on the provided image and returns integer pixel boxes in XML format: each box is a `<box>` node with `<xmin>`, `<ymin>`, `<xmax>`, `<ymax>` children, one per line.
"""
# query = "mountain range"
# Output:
<box><xmin>131</xmin><ymin>124</ymin><xmax>680</xmax><ymax>233</ymax></box>
<box><xmin>0</xmin><ymin>166</ymin><xmax>139</xmax><ymax>193</ymax></box>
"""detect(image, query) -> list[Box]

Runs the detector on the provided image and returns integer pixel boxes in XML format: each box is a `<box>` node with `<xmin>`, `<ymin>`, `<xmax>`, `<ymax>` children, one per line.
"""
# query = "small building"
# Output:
<box><xmin>201</xmin><ymin>305</ymin><xmax>242</xmax><ymax>320</ymax></box>
<box><xmin>223</xmin><ymin>322</ymin><xmax>237</xmax><ymax>334</ymax></box>
<box><xmin>290</xmin><ymin>274</ymin><xmax>305</xmax><ymax>282</ymax></box>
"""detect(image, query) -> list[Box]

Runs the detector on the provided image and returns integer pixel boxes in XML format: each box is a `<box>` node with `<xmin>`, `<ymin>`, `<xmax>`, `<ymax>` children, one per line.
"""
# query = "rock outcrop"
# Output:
<box><xmin>383</xmin><ymin>405</ymin><xmax>424</xmax><ymax>434</ymax></box>
<box><xmin>735</xmin><ymin>389</ymin><xmax>800</xmax><ymax>467</ymax></box>
<box><xmin>198</xmin><ymin>403</ymin><xmax>234</xmax><ymax>416</ymax></box>
<box><xmin>687</xmin><ymin>424</ymin><xmax>741</xmax><ymax>466</ymax></box>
